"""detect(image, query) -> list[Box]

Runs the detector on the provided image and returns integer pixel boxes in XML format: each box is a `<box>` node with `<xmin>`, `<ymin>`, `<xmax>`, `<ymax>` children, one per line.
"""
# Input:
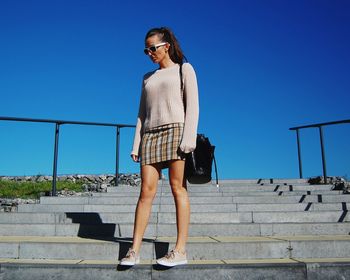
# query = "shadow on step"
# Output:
<box><xmin>65</xmin><ymin>212</ymin><xmax>171</xmax><ymax>271</ymax></box>
<box><xmin>65</xmin><ymin>212</ymin><xmax>116</xmax><ymax>240</ymax></box>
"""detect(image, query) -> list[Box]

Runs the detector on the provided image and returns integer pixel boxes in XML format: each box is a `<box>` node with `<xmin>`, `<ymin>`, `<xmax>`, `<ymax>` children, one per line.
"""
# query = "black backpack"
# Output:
<box><xmin>184</xmin><ymin>134</ymin><xmax>219</xmax><ymax>186</ymax></box>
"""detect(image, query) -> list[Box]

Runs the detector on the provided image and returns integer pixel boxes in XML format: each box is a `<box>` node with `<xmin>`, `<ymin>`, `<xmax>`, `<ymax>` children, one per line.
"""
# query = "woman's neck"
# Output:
<box><xmin>159</xmin><ymin>58</ymin><xmax>176</xmax><ymax>69</ymax></box>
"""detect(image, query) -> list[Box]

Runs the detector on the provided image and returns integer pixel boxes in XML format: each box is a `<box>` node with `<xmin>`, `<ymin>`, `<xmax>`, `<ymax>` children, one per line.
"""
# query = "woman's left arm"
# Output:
<box><xmin>180</xmin><ymin>63</ymin><xmax>199</xmax><ymax>153</ymax></box>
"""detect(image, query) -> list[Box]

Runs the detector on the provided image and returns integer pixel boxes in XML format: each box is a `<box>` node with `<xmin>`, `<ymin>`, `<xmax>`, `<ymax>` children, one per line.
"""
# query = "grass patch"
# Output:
<box><xmin>0</xmin><ymin>180</ymin><xmax>85</xmax><ymax>199</ymax></box>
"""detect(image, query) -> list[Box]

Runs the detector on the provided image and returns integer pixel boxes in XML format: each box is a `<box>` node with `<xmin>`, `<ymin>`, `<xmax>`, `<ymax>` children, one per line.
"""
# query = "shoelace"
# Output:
<box><xmin>164</xmin><ymin>250</ymin><xmax>176</xmax><ymax>260</ymax></box>
<box><xmin>125</xmin><ymin>249</ymin><xmax>136</xmax><ymax>259</ymax></box>
<box><xmin>165</xmin><ymin>250</ymin><xmax>186</xmax><ymax>260</ymax></box>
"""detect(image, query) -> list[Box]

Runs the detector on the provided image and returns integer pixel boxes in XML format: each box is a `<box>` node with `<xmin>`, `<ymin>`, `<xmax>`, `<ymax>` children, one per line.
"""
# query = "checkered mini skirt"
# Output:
<box><xmin>141</xmin><ymin>123</ymin><xmax>185</xmax><ymax>167</ymax></box>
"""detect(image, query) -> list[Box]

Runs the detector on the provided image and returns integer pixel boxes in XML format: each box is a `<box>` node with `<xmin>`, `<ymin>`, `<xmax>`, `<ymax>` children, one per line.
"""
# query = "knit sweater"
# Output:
<box><xmin>131</xmin><ymin>62</ymin><xmax>199</xmax><ymax>156</ymax></box>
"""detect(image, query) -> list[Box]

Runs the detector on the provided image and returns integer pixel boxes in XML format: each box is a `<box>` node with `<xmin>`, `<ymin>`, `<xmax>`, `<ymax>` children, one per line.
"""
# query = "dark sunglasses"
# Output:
<box><xmin>144</xmin><ymin>42</ymin><xmax>167</xmax><ymax>55</ymax></box>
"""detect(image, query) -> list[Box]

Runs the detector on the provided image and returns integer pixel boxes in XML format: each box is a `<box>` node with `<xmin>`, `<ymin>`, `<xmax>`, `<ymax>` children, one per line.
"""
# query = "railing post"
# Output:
<box><xmin>296</xmin><ymin>129</ymin><xmax>303</xmax><ymax>179</ymax></box>
<box><xmin>115</xmin><ymin>126</ymin><xmax>121</xmax><ymax>186</ymax></box>
<box><xmin>52</xmin><ymin>123</ymin><xmax>60</xmax><ymax>196</ymax></box>
<box><xmin>318</xmin><ymin>126</ymin><xmax>328</xmax><ymax>184</ymax></box>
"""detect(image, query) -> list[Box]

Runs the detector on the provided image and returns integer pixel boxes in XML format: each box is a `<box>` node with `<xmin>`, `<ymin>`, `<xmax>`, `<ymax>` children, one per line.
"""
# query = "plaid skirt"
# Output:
<box><xmin>141</xmin><ymin>123</ymin><xmax>185</xmax><ymax>166</ymax></box>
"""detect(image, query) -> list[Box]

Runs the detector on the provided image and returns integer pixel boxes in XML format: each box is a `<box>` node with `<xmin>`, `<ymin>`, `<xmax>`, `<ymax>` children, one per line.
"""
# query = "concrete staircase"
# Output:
<box><xmin>1</xmin><ymin>178</ymin><xmax>350</xmax><ymax>279</ymax></box>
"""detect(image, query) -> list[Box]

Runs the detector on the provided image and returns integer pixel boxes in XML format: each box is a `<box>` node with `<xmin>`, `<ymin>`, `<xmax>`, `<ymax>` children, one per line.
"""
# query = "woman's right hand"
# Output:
<box><xmin>131</xmin><ymin>154</ymin><xmax>140</xmax><ymax>162</ymax></box>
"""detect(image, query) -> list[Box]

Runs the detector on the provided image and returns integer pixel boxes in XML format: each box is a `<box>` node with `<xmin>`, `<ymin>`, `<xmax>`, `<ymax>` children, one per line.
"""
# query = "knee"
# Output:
<box><xmin>139</xmin><ymin>183</ymin><xmax>157</xmax><ymax>203</ymax></box>
<box><xmin>170</xmin><ymin>181</ymin><xmax>187</xmax><ymax>198</ymax></box>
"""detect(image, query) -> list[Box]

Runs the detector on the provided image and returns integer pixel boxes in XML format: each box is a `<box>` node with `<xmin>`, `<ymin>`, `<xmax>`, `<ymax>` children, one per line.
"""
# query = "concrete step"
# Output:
<box><xmin>1</xmin><ymin>257</ymin><xmax>349</xmax><ymax>280</ymax></box>
<box><xmin>190</xmin><ymin>178</ymin><xmax>309</xmax><ymax>184</ymax></box>
<box><xmin>94</xmin><ymin>190</ymin><xmax>343</xmax><ymax>197</ymax></box>
<box><xmin>17</xmin><ymin>202</ymin><xmax>350</xmax><ymax>213</ymax></box>
<box><xmin>1</xmin><ymin>211</ymin><xmax>349</xmax><ymax>224</ymax></box>
<box><xmin>223</xmin><ymin>185</ymin><xmax>334</xmax><ymax>192</ymax></box>
<box><xmin>2</xmin><ymin>177</ymin><xmax>347</xmax><ymax>279</ymax></box>
<box><xmin>1</xmin><ymin>235</ymin><xmax>350</xmax><ymax>260</ymax></box>
<box><xmin>236</xmin><ymin>202</ymin><xmax>350</xmax><ymax>212</ymax></box>
<box><xmin>17</xmin><ymin>203</ymin><xmax>239</xmax><ymax>213</ymax></box>
<box><xmin>40</xmin><ymin>196</ymin><xmax>235</xmax><ymax>204</ymax></box>
<box><xmin>161</xmin><ymin>178</ymin><xmax>311</xmax><ymax>186</ymax></box>
<box><xmin>39</xmin><ymin>194</ymin><xmax>350</xmax><ymax>205</ymax></box>
<box><xmin>124</xmin><ymin>178</ymin><xmax>309</xmax><ymax>187</ymax></box>
<box><xmin>231</xmin><ymin>194</ymin><xmax>350</xmax><ymax>204</ymax></box>
<box><xmin>106</xmin><ymin>184</ymin><xmax>334</xmax><ymax>193</ymax></box>
<box><xmin>0</xmin><ymin>222</ymin><xmax>349</xmax><ymax>237</ymax></box>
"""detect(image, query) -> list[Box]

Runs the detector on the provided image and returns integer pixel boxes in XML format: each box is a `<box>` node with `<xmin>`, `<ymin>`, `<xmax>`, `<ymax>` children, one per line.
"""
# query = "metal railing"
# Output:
<box><xmin>0</xmin><ymin>116</ymin><xmax>135</xmax><ymax>195</ymax></box>
<box><xmin>290</xmin><ymin>119</ymin><xmax>350</xmax><ymax>184</ymax></box>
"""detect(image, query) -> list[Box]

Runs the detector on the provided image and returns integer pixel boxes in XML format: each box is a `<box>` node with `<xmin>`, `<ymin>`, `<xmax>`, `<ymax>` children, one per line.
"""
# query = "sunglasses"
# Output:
<box><xmin>144</xmin><ymin>42</ymin><xmax>167</xmax><ymax>55</ymax></box>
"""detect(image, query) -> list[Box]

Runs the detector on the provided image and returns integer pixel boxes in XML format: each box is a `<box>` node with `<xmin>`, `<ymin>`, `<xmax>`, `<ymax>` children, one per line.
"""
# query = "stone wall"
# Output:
<box><xmin>0</xmin><ymin>173</ymin><xmax>141</xmax><ymax>187</ymax></box>
<box><xmin>0</xmin><ymin>173</ymin><xmax>142</xmax><ymax>212</ymax></box>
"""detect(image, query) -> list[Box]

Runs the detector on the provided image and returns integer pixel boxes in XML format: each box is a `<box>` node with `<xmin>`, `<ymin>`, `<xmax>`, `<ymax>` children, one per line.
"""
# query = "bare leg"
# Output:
<box><xmin>168</xmin><ymin>160</ymin><xmax>190</xmax><ymax>253</ymax></box>
<box><xmin>131</xmin><ymin>163</ymin><xmax>161</xmax><ymax>254</ymax></box>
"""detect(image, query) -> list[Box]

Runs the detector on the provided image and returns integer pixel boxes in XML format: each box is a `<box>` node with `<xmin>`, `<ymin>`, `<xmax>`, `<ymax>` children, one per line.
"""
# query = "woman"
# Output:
<box><xmin>120</xmin><ymin>27</ymin><xmax>199</xmax><ymax>267</ymax></box>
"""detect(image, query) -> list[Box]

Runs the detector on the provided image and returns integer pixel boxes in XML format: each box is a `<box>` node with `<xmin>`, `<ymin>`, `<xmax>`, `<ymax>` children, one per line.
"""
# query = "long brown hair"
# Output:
<box><xmin>145</xmin><ymin>27</ymin><xmax>187</xmax><ymax>64</ymax></box>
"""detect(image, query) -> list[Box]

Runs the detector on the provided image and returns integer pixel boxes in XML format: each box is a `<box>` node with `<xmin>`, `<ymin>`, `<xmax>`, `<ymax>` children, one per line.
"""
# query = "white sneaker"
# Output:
<box><xmin>156</xmin><ymin>250</ymin><xmax>188</xmax><ymax>267</ymax></box>
<box><xmin>120</xmin><ymin>248</ymin><xmax>140</xmax><ymax>266</ymax></box>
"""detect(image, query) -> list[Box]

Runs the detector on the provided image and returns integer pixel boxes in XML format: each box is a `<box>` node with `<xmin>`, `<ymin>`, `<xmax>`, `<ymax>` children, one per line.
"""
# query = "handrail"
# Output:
<box><xmin>0</xmin><ymin>116</ymin><xmax>135</xmax><ymax>128</ymax></box>
<box><xmin>289</xmin><ymin>119</ymin><xmax>350</xmax><ymax>130</ymax></box>
<box><xmin>0</xmin><ymin>116</ymin><xmax>136</xmax><ymax>195</ymax></box>
<box><xmin>289</xmin><ymin>119</ymin><xmax>350</xmax><ymax>184</ymax></box>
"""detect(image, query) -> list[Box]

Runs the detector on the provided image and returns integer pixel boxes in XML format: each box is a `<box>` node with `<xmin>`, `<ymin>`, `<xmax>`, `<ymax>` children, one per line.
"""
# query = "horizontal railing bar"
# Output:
<box><xmin>0</xmin><ymin>116</ymin><xmax>136</xmax><ymax>194</ymax></box>
<box><xmin>0</xmin><ymin>116</ymin><xmax>135</xmax><ymax>128</ymax></box>
<box><xmin>289</xmin><ymin>119</ymin><xmax>350</xmax><ymax>130</ymax></box>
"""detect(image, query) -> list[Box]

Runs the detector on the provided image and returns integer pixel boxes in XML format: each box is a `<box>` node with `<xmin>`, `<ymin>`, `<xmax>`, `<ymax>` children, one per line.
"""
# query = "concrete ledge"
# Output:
<box><xmin>92</xmin><ymin>190</ymin><xmax>342</xmax><ymax>197</ymax></box>
<box><xmin>2</xmin><ymin>222</ymin><xmax>350</xmax><ymax>237</ymax></box>
<box><xmin>1</xmin><ymin>211</ymin><xmax>349</xmax><ymax>227</ymax></box>
<box><xmin>1</xmin><ymin>235</ymin><xmax>350</xmax><ymax>260</ymax></box>
<box><xmin>16</xmin><ymin>202</ymin><xmax>350</xmax><ymax>213</ymax></box>
<box><xmin>38</xmin><ymin>194</ymin><xmax>350</xmax><ymax>205</ymax></box>
<box><xmin>1</xmin><ymin>259</ymin><xmax>350</xmax><ymax>280</ymax></box>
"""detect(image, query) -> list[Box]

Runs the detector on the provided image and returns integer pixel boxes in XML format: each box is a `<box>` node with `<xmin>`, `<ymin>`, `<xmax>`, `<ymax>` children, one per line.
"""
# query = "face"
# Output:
<box><xmin>144</xmin><ymin>34</ymin><xmax>169</xmax><ymax>64</ymax></box>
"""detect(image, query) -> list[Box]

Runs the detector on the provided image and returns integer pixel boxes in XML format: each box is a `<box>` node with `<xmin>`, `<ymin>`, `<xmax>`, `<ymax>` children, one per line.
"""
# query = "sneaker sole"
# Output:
<box><xmin>156</xmin><ymin>259</ymin><xmax>188</xmax><ymax>267</ymax></box>
<box><xmin>119</xmin><ymin>259</ymin><xmax>140</xmax><ymax>266</ymax></box>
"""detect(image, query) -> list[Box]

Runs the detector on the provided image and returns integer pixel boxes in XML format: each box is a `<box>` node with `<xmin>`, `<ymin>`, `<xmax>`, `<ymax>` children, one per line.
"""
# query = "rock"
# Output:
<box><xmin>0</xmin><ymin>198</ymin><xmax>38</xmax><ymax>212</ymax></box>
<box><xmin>34</xmin><ymin>175</ymin><xmax>44</xmax><ymax>182</ymax></box>
<box><xmin>308</xmin><ymin>176</ymin><xmax>350</xmax><ymax>194</ymax></box>
<box><xmin>308</xmin><ymin>176</ymin><xmax>344</xmax><ymax>185</ymax></box>
<box><xmin>331</xmin><ymin>177</ymin><xmax>350</xmax><ymax>194</ymax></box>
<box><xmin>106</xmin><ymin>176</ymin><xmax>115</xmax><ymax>184</ymax></box>
<box><xmin>58</xmin><ymin>176</ymin><xmax>67</xmax><ymax>182</ymax></box>
<box><xmin>308</xmin><ymin>176</ymin><xmax>323</xmax><ymax>184</ymax></box>
<box><xmin>100</xmin><ymin>184</ymin><xmax>108</xmax><ymax>192</ymax></box>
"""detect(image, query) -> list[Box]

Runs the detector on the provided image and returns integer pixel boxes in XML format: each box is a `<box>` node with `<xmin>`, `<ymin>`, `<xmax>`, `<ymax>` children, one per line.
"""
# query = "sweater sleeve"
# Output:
<box><xmin>131</xmin><ymin>86</ymin><xmax>146</xmax><ymax>156</ymax></box>
<box><xmin>179</xmin><ymin>63</ymin><xmax>199</xmax><ymax>153</ymax></box>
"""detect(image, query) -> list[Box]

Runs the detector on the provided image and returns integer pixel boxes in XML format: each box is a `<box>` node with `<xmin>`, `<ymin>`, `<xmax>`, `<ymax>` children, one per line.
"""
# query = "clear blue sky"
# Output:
<box><xmin>1</xmin><ymin>0</ymin><xmax>349</xmax><ymax>179</ymax></box>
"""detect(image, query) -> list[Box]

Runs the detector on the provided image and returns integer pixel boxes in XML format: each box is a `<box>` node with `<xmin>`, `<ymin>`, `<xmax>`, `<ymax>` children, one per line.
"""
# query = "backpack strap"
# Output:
<box><xmin>179</xmin><ymin>63</ymin><xmax>186</xmax><ymax>111</ymax></box>
<box><xmin>213</xmin><ymin>152</ymin><xmax>219</xmax><ymax>188</ymax></box>
<box><xmin>179</xmin><ymin>63</ymin><xmax>184</xmax><ymax>91</ymax></box>
<box><xmin>180</xmin><ymin>63</ymin><xmax>219</xmax><ymax>188</ymax></box>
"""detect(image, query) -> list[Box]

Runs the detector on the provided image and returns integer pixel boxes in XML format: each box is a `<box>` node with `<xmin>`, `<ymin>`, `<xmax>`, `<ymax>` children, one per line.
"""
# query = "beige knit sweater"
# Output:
<box><xmin>131</xmin><ymin>62</ymin><xmax>199</xmax><ymax>156</ymax></box>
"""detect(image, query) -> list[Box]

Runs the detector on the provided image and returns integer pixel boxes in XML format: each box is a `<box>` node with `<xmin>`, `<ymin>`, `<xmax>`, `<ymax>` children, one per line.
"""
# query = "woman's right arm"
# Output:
<box><xmin>131</xmin><ymin>86</ymin><xmax>146</xmax><ymax>161</ymax></box>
